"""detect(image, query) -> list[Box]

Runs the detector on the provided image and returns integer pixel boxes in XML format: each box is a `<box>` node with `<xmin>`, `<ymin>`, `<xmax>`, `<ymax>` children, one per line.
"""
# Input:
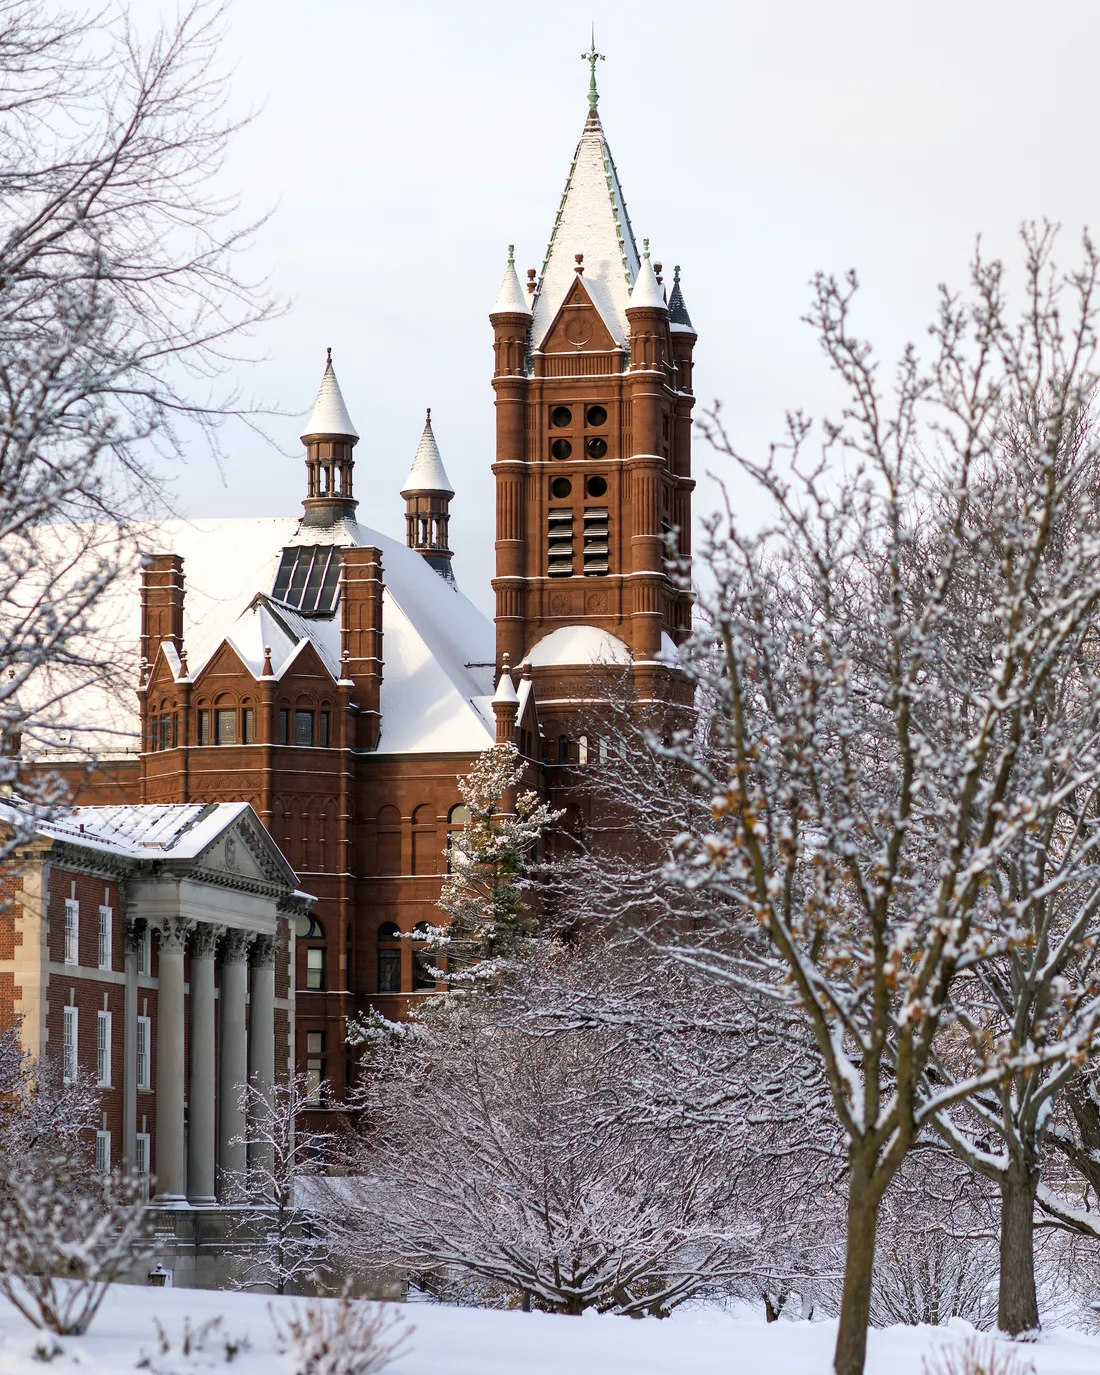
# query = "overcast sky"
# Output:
<box><xmin>154</xmin><ymin>0</ymin><xmax>1100</xmax><ymax>617</ymax></box>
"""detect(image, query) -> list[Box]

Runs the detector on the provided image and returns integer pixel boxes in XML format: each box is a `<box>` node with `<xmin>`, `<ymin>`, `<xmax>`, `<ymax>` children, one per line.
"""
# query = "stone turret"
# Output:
<box><xmin>400</xmin><ymin>410</ymin><xmax>456</xmax><ymax>583</ymax></box>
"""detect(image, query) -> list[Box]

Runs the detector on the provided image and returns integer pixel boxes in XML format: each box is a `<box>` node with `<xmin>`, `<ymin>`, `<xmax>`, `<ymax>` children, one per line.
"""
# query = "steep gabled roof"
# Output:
<box><xmin>302</xmin><ymin>352</ymin><xmax>358</xmax><ymax>440</ymax></box>
<box><xmin>530</xmin><ymin>106</ymin><xmax>640</xmax><ymax>350</ymax></box>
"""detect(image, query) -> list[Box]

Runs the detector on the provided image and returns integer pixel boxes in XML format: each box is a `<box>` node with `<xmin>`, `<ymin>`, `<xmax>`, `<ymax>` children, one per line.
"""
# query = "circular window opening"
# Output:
<box><xmin>551</xmin><ymin>477</ymin><xmax>573</xmax><ymax>498</ymax></box>
<box><xmin>586</xmin><ymin>437</ymin><xmax>609</xmax><ymax>459</ymax></box>
<box><xmin>551</xmin><ymin>406</ymin><xmax>572</xmax><ymax>428</ymax></box>
<box><xmin>586</xmin><ymin>405</ymin><xmax>608</xmax><ymax>428</ymax></box>
<box><xmin>585</xmin><ymin>475</ymin><xmax>608</xmax><ymax>498</ymax></box>
<box><xmin>551</xmin><ymin>438</ymin><xmax>573</xmax><ymax>460</ymax></box>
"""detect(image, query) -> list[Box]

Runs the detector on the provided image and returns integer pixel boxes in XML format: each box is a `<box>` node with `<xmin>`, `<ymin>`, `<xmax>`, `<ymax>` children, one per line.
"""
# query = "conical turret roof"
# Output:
<box><xmin>530</xmin><ymin>101</ymin><xmax>640</xmax><ymax>350</ymax></box>
<box><xmin>301</xmin><ymin>351</ymin><xmax>358</xmax><ymax>440</ymax></box>
<box><xmin>668</xmin><ymin>264</ymin><xmax>695</xmax><ymax>332</ymax></box>
<box><xmin>492</xmin><ymin>246</ymin><xmax>531</xmax><ymax>316</ymax></box>
<box><xmin>401</xmin><ymin>410</ymin><xmax>454</xmax><ymax>497</ymax></box>
<box><xmin>629</xmin><ymin>242</ymin><xmax>667</xmax><ymax>311</ymax></box>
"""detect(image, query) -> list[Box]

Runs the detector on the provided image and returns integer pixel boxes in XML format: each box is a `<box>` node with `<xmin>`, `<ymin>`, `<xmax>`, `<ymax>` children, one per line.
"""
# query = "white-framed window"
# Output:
<box><xmin>64</xmin><ymin>898</ymin><xmax>79</xmax><ymax>965</ymax></box>
<box><xmin>97</xmin><ymin>905</ymin><xmax>112</xmax><ymax>970</ymax></box>
<box><xmin>135</xmin><ymin>1132</ymin><xmax>150</xmax><ymax>1174</ymax></box>
<box><xmin>136</xmin><ymin>1015</ymin><xmax>150</xmax><ymax>1091</ymax></box>
<box><xmin>137</xmin><ymin>926</ymin><xmax>150</xmax><ymax>977</ymax></box>
<box><xmin>96</xmin><ymin>1010</ymin><xmax>111</xmax><ymax>1087</ymax></box>
<box><xmin>62</xmin><ymin>1005</ymin><xmax>78</xmax><ymax>1083</ymax></box>
<box><xmin>95</xmin><ymin>1130</ymin><xmax>110</xmax><ymax>1175</ymax></box>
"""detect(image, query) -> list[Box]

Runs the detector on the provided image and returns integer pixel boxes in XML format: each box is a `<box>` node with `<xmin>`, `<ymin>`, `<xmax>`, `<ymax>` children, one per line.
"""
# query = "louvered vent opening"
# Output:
<box><xmin>548</xmin><ymin>509</ymin><xmax>574</xmax><ymax>578</ymax></box>
<box><xmin>583</xmin><ymin>507</ymin><xmax>609</xmax><ymax>576</ymax></box>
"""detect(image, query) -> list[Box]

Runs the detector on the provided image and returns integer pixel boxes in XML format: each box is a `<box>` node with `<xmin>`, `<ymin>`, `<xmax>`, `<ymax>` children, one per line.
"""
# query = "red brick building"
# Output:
<box><xmin>26</xmin><ymin>71</ymin><xmax>697</xmax><ymax>1115</ymax></box>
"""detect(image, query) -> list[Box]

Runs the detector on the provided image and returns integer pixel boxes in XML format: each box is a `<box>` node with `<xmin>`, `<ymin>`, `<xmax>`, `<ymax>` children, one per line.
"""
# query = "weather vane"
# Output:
<box><xmin>581</xmin><ymin>25</ymin><xmax>605</xmax><ymax>112</ymax></box>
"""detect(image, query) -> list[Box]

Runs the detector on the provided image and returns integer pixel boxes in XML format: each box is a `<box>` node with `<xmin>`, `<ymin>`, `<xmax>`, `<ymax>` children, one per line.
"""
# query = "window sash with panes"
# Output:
<box><xmin>197</xmin><ymin>710</ymin><xmax>211</xmax><ymax>746</ymax></box>
<box><xmin>305</xmin><ymin>946</ymin><xmax>325</xmax><ymax>990</ymax></box>
<box><xmin>95</xmin><ymin>1130</ymin><xmax>110</xmax><ymax>1175</ymax></box>
<box><xmin>294</xmin><ymin>710</ymin><xmax>314</xmax><ymax>747</ymax></box>
<box><xmin>216</xmin><ymin>708</ymin><xmax>237</xmax><ymax>745</ymax></box>
<box><xmin>64</xmin><ymin>899</ymin><xmax>79</xmax><ymax>965</ymax></box>
<box><xmin>97</xmin><ymin>1010</ymin><xmax>111</xmax><ymax>1086</ymax></box>
<box><xmin>136</xmin><ymin>1015</ymin><xmax>151</xmax><ymax>1090</ymax></box>
<box><xmin>98</xmin><ymin>905</ymin><xmax>112</xmax><ymax>970</ymax></box>
<box><xmin>63</xmin><ymin>1005</ymin><xmax>77</xmax><ymax>1083</ymax></box>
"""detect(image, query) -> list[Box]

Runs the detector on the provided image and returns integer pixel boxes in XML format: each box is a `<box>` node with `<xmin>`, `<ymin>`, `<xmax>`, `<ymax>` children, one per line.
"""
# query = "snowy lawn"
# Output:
<box><xmin>0</xmin><ymin>1284</ymin><xmax>1097</xmax><ymax>1374</ymax></box>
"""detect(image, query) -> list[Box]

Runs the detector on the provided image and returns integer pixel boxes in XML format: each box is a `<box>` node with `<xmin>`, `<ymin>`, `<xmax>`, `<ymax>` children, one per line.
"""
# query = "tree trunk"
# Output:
<box><xmin>834</xmin><ymin>1158</ymin><xmax>880</xmax><ymax>1375</ymax></box>
<box><xmin>998</xmin><ymin>1160</ymin><xmax>1039</xmax><ymax>1336</ymax></box>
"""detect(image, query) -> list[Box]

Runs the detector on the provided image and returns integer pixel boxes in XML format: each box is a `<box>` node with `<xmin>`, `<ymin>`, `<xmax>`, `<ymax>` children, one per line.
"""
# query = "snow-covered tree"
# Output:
<box><xmin>341</xmin><ymin>971</ymin><xmax>751</xmax><ymax>1316</ymax></box>
<box><xmin>633</xmin><ymin>227</ymin><xmax>1100</xmax><ymax>1374</ymax></box>
<box><xmin>0</xmin><ymin>1151</ymin><xmax>149</xmax><ymax>1334</ymax></box>
<box><xmin>432</xmin><ymin>743</ymin><xmax>560</xmax><ymax>975</ymax></box>
<box><xmin>226</xmin><ymin>1074</ymin><xmax>333</xmax><ymax>1294</ymax></box>
<box><xmin>0</xmin><ymin>0</ymin><xmax>276</xmax><ymax>854</ymax></box>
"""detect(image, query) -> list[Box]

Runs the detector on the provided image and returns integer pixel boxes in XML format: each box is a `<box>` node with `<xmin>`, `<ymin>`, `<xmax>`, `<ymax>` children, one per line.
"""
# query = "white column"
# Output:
<box><xmin>154</xmin><ymin>918</ymin><xmax>192</xmax><ymax>1205</ymax></box>
<box><xmin>218</xmin><ymin>929</ymin><xmax>252</xmax><ymax>1198</ymax></box>
<box><xmin>248</xmin><ymin>936</ymin><xmax>277</xmax><ymax>1187</ymax></box>
<box><xmin>122</xmin><ymin>920</ymin><xmax>141</xmax><ymax>1174</ymax></box>
<box><xmin>187</xmin><ymin>924</ymin><xmax>221</xmax><ymax>1205</ymax></box>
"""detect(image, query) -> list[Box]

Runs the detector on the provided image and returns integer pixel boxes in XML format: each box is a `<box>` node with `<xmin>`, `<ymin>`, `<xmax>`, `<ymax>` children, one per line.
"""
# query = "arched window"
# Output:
<box><xmin>557</xmin><ymin>734</ymin><xmax>569</xmax><ymax>765</ymax></box>
<box><xmin>578</xmin><ymin>734</ymin><xmax>589</xmax><ymax>766</ymax></box>
<box><xmin>599</xmin><ymin>736</ymin><xmax>609</xmax><ymax>764</ymax></box>
<box><xmin>376</xmin><ymin>921</ymin><xmax>402</xmax><ymax>994</ymax></box>
<box><xmin>412</xmin><ymin>921</ymin><xmax>437</xmax><ymax>991</ymax></box>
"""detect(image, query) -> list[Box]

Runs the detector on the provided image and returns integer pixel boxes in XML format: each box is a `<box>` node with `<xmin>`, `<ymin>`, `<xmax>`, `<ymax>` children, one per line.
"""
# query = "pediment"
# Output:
<box><xmin>538</xmin><ymin>275</ymin><xmax>618</xmax><ymax>354</ymax></box>
<box><xmin>192</xmin><ymin>639</ymin><xmax>254</xmax><ymax>686</ymax></box>
<box><xmin>194</xmin><ymin>812</ymin><xmax>296</xmax><ymax>888</ymax></box>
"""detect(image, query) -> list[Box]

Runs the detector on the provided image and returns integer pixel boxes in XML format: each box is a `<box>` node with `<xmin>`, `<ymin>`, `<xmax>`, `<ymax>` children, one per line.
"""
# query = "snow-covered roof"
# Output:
<box><xmin>23</xmin><ymin>508</ymin><xmax>496</xmax><ymax>763</ymax></box>
<box><xmin>629</xmin><ymin>248</ymin><xmax>666</xmax><ymax>312</ymax></box>
<box><xmin>527</xmin><ymin>624</ymin><xmax>631</xmax><ymax>667</ymax></box>
<box><xmin>493</xmin><ymin>666</ymin><xmax>518</xmax><ymax>705</ymax></box>
<box><xmin>492</xmin><ymin>250</ymin><xmax>532</xmax><ymax>316</ymax></box>
<box><xmin>400</xmin><ymin>412</ymin><xmax>454</xmax><ymax>498</ymax></box>
<box><xmin>531</xmin><ymin>107</ymin><xmax>640</xmax><ymax>350</ymax></box>
<box><xmin>302</xmin><ymin>354</ymin><xmax>358</xmax><ymax>440</ymax></box>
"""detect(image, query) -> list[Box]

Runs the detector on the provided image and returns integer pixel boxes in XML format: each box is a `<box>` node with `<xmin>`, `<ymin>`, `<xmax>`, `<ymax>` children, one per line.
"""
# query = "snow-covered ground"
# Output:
<box><xmin>0</xmin><ymin>1284</ymin><xmax>1098</xmax><ymax>1375</ymax></box>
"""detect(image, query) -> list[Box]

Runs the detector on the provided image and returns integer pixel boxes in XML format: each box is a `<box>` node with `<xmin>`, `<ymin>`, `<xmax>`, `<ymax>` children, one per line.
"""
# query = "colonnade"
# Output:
<box><xmin>136</xmin><ymin>919</ymin><xmax>276</xmax><ymax>1206</ymax></box>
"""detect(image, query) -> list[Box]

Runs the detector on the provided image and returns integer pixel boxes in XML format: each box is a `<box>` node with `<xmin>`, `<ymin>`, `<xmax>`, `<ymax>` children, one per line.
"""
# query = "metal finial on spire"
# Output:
<box><xmin>426</xmin><ymin>407</ymin><xmax>431</xmax><ymax>424</ymax></box>
<box><xmin>326</xmin><ymin>346</ymin><xmax>332</xmax><ymax>365</ymax></box>
<box><xmin>507</xmin><ymin>244</ymin><xmax>515</xmax><ymax>267</ymax></box>
<box><xmin>581</xmin><ymin>25</ymin><xmax>605</xmax><ymax>111</ymax></box>
<box><xmin>643</xmin><ymin>237</ymin><xmax>650</xmax><ymax>260</ymax></box>
<box><xmin>674</xmin><ymin>264</ymin><xmax>681</xmax><ymax>283</ymax></box>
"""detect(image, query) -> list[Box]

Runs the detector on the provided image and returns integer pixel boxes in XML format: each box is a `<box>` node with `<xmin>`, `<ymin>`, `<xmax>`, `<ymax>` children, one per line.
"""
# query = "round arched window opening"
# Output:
<box><xmin>551</xmin><ymin>406</ymin><xmax>572</xmax><ymax>428</ymax></box>
<box><xmin>295</xmin><ymin>913</ymin><xmax>325</xmax><ymax>940</ymax></box>
<box><xmin>586</xmin><ymin>437</ymin><xmax>608</xmax><ymax>459</ymax></box>
<box><xmin>586</xmin><ymin>405</ymin><xmax>608</xmax><ymax>428</ymax></box>
<box><xmin>551</xmin><ymin>438</ymin><xmax>572</xmax><ymax>461</ymax></box>
<box><xmin>377</xmin><ymin>921</ymin><xmax>402</xmax><ymax>994</ymax></box>
<box><xmin>551</xmin><ymin>477</ymin><xmax>572</xmax><ymax>499</ymax></box>
<box><xmin>585</xmin><ymin>475</ymin><xmax>608</xmax><ymax>498</ymax></box>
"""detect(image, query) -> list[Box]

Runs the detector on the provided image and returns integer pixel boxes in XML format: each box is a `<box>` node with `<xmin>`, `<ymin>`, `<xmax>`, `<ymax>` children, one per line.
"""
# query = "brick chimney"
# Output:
<box><xmin>140</xmin><ymin>554</ymin><xmax>185</xmax><ymax>673</ymax></box>
<box><xmin>339</xmin><ymin>546</ymin><xmax>384</xmax><ymax>750</ymax></box>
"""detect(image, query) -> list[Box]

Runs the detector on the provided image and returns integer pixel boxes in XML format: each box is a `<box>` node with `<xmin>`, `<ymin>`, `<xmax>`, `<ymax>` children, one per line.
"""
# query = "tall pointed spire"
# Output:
<box><xmin>530</xmin><ymin>48</ymin><xmax>640</xmax><ymax>350</ymax></box>
<box><xmin>401</xmin><ymin>408</ymin><xmax>454</xmax><ymax>497</ymax></box>
<box><xmin>299</xmin><ymin>349</ymin><xmax>358</xmax><ymax>524</ymax></box>
<box><xmin>629</xmin><ymin>238</ymin><xmax>667</xmax><ymax>311</ymax></box>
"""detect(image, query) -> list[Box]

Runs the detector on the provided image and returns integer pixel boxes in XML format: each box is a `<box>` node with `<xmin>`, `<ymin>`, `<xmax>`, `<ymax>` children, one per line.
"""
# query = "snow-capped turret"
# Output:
<box><xmin>492</xmin><ymin>654</ymin><xmax>520</xmax><ymax>746</ymax></box>
<box><xmin>628</xmin><ymin>242</ymin><xmax>667</xmax><ymax>312</ymax></box>
<box><xmin>492</xmin><ymin>246</ymin><xmax>531</xmax><ymax>317</ymax></box>
<box><xmin>299</xmin><ymin>349</ymin><xmax>359</xmax><ymax>531</ymax></box>
<box><xmin>301</xmin><ymin>349</ymin><xmax>358</xmax><ymax>441</ymax></box>
<box><xmin>401</xmin><ymin>410</ymin><xmax>455</xmax><ymax>583</ymax></box>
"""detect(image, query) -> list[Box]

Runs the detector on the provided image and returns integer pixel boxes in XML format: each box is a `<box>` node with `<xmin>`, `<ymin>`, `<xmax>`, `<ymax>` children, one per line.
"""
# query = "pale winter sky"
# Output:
<box><xmin>152</xmin><ymin>0</ymin><xmax>1100</xmax><ymax>617</ymax></box>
